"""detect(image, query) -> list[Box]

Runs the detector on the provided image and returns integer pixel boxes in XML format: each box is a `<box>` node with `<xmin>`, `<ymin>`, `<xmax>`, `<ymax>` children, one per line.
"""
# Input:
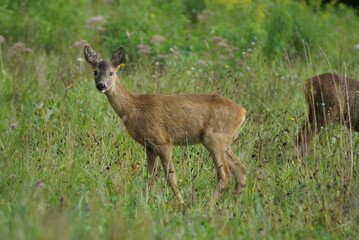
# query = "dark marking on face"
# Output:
<box><xmin>98</xmin><ymin>60</ymin><xmax>112</xmax><ymax>71</ymax></box>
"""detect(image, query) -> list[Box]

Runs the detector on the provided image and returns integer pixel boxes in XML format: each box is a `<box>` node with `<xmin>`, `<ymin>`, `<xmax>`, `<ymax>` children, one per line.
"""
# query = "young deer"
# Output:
<box><xmin>297</xmin><ymin>73</ymin><xmax>359</xmax><ymax>154</ymax></box>
<box><xmin>84</xmin><ymin>45</ymin><xmax>247</xmax><ymax>204</ymax></box>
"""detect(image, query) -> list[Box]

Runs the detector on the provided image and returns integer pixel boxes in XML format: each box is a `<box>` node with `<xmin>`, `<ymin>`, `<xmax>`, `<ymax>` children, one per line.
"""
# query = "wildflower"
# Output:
<box><xmin>290</xmin><ymin>118</ymin><xmax>295</xmax><ymax>121</ymax></box>
<box><xmin>9</xmin><ymin>122</ymin><xmax>17</xmax><ymax>128</ymax></box>
<box><xmin>304</xmin><ymin>225</ymin><xmax>314</xmax><ymax>231</ymax></box>
<box><xmin>8</xmin><ymin>42</ymin><xmax>32</xmax><ymax>56</ymax></box>
<box><xmin>13</xmin><ymin>42</ymin><xmax>26</xmax><ymax>48</ymax></box>
<box><xmin>120</xmin><ymin>63</ymin><xmax>125</xmax><ymax>67</ymax></box>
<box><xmin>157</xmin><ymin>54</ymin><xmax>170</xmax><ymax>59</ymax></box>
<box><xmin>74</xmin><ymin>40</ymin><xmax>89</xmax><ymax>48</ymax></box>
<box><xmin>0</xmin><ymin>35</ymin><xmax>5</xmax><ymax>44</ymax></box>
<box><xmin>224</xmin><ymin>65</ymin><xmax>229</xmax><ymax>69</ymax></box>
<box><xmin>354</xmin><ymin>44</ymin><xmax>359</xmax><ymax>50</ymax></box>
<box><xmin>251</xmin><ymin>41</ymin><xmax>256</xmax><ymax>46</ymax></box>
<box><xmin>151</xmin><ymin>35</ymin><xmax>166</xmax><ymax>43</ymax></box>
<box><xmin>197</xmin><ymin>13</ymin><xmax>207</xmax><ymax>23</ymax></box>
<box><xmin>96</xmin><ymin>27</ymin><xmax>106</xmax><ymax>31</ymax></box>
<box><xmin>216</xmin><ymin>41</ymin><xmax>228</xmax><ymax>48</ymax></box>
<box><xmin>137</xmin><ymin>44</ymin><xmax>151</xmax><ymax>55</ymax></box>
<box><xmin>136</xmin><ymin>44</ymin><xmax>146</xmax><ymax>49</ymax></box>
<box><xmin>22</xmin><ymin>48</ymin><xmax>32</xmax><ymax>52</ymax></box>
<box><xmin>77</xmin><ymin>58</ymin><xmax>84</xmax><ymax>63</ymax></box>
<box><xmin>171</xmin><ymin>50</ymin><xmax>181</xmax><ymax>56</ymax></box>
<box><xmin>213</xmin><ymin>36</ymin><xmax>224</xmax><ymax>42</ymax></box>
<box><xmin>87</xmin><ymin>16</ymin><xmax>106</xmax><ymax>25</ymax></box>
<box><xmin>37</xmin><ymin>181</ymin><xmax>46</xmax><ymax>187</ymax></box>
<box><xmin>197</xmin><ymin>60</ymin><xmax>208</xmax><ymax>66</ymax></box>
<box><xmin>178</xmin><ymin>179</ymin><xmax>183</xmax><ymax>182</ymax></box>
<box><xmin>139</xmin><ymin>48</ymin><xmax>151</xmax><ymax>55</ymax></box>
<box><xmin>202</xmin><ymin>10</ymin><xmax>210</xmax><ymax>15</ymax></box>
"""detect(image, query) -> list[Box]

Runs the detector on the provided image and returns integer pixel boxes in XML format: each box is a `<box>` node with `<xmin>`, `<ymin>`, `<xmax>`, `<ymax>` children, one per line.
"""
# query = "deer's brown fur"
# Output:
<box><xmin>297</xmin><ymin>72</ymin><xmax>359</xmax><ymax>154</ymax></box>
<box><xmin>84</xmin><ymin>45</ymin><xmax>247</xmax><ymax>204</ymax></box>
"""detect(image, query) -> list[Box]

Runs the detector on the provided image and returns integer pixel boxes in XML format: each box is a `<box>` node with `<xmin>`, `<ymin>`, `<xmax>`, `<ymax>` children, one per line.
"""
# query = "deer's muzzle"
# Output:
<box><xmin>96</xmin><ymin>83</ymin><xmax>106</xmax><ymax>92</ymax></box>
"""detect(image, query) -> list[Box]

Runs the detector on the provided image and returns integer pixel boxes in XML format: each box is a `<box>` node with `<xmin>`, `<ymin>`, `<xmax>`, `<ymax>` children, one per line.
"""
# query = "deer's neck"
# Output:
<box><xmin>105</xmin><ymin>77</ymin><xmax>136</xmax><ymax>119</ymax></box>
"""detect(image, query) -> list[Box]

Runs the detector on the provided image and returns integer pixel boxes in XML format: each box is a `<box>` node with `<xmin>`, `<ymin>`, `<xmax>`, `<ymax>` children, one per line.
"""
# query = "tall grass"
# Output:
<box><xmin>0</xmin><ymin>0</ymin><xmax>358</xmax><ymax>239</ymax></box>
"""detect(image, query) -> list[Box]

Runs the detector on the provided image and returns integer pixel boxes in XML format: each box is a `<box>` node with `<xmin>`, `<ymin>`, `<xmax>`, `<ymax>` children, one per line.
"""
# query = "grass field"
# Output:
<box><xmin>0</xmin><ymin>0</ymin><xmax>358</xmax><ymax>239</ymax></box>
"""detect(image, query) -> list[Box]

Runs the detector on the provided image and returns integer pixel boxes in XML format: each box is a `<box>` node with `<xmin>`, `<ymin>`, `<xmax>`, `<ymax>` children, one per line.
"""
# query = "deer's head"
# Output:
<box><xmin>84</xmin><ymin>45</ymin><xmax>125</xmax><ymax>93</ymax></box>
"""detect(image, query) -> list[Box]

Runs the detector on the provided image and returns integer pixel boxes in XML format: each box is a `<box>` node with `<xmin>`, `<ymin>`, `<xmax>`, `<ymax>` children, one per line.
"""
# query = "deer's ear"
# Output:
<box><xmin>84</xmin><ymin>45</ymin><xmax>98</xmax><ymax>67</ymax></box>
<box><xmin>111</xmin><ymin>47</ymin><xmax>125</xmax><ymax>68</ymax></box>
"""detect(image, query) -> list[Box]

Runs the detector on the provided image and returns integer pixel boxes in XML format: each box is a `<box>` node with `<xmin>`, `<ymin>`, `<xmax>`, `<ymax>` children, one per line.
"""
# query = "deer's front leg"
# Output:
<box><xmin>156</xmin><ymin>145</ymin><xmax>185</xmax><ymax>205</ymax></box>
<box><xmin>146</xmin><ymin>147</ymin><xmax>159</xmax><ymax>192</ymax></box>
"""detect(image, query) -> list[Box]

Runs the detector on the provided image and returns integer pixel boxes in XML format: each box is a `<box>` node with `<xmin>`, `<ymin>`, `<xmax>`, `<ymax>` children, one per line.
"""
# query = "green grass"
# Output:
<box><xmin>0</xmin><ymin>0</ymin><xmax>358</xmax><ymax>239</ymax></box>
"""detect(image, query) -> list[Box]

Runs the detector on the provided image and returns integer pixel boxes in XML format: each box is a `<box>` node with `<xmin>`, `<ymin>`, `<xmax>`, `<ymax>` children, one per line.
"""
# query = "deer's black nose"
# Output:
<box><xmin>96</xmin><ymin>83</ymin><xmax>106</xmax><ymax>91</ymax></box>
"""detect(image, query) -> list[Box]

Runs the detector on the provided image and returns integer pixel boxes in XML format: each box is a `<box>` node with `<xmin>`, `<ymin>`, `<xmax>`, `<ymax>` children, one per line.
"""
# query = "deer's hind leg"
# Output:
<box><xmin>202</xmin><ymin>134</ymin><xmax>231</xmax><ymax>202</ymax></box>
<box><xmin>225</xmin><ymin>147</ymin><xmax>246</xmax><ymax>195</ymax></box>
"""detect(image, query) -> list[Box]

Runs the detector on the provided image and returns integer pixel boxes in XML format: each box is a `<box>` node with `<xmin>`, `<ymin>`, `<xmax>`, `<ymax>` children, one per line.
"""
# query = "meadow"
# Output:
<box><xmin>0</xmin><ymin>0</ymin><xmax>358</xmax><ymax>239</ymax></box>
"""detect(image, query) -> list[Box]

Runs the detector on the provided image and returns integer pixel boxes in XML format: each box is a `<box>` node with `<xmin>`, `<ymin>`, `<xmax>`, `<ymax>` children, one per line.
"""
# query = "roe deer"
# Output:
<box><xmin>297</xmin><ymin>73</ymin><xmax>359</xmax><ymax>154</ymax></box>
<box><xmin>84</xmin><ymin>45</ymin><xmax>247</xmax><ymax>204</ymax></box>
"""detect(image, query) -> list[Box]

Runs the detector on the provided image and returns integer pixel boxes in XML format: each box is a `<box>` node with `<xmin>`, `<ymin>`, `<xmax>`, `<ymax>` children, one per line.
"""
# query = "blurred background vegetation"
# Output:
<box><xmin>0</xmin><ymin>0</ymin><xmax>358</xmax><ymax>239</ymax></box>
<box><xmin>1</xmin><ymin>0</ymin><xmax>359</xmax><ymax>58</ymax></box>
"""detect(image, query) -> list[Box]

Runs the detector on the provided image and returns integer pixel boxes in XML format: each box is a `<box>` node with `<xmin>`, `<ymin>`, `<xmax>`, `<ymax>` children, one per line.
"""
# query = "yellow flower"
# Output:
<box><xmin>224</xmin><ymin>65</ymin><xmax>229</xmax><ymax>69</ymax></box>
<box><xmin>120</xmin><ymin>63</ymin><xmax>125</xmax><ymax>67</ymax></box>
<box><xmin>305</xmin><ymin>225</ymin><xmax>314</xmax><ymax>231</ymax></box>
<box><xmin>178</xmin><ymin>179</ymin><xmax>183</xmax><ymax>182</ymax></box>
<box><xmin>290</xmin><ymin>117</ymin><xmax>295</xmax><ymax>121</ymax></box>
<box><xmin>254</xmin><ymin>4</ymin><xmax>266</xmax><ymax>23</ymax></box>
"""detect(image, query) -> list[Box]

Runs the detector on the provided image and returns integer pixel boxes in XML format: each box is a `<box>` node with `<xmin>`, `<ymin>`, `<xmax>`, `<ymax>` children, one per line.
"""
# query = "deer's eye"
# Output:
<box><xmin>109</xmin><ymin>72</ymin><xmax>114</xmax><ymax>76</ymax></box>
<box><xmin>94</xmin><ymin>70</ymin><xmax>98</xmax><ymax>76</ymax></box>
